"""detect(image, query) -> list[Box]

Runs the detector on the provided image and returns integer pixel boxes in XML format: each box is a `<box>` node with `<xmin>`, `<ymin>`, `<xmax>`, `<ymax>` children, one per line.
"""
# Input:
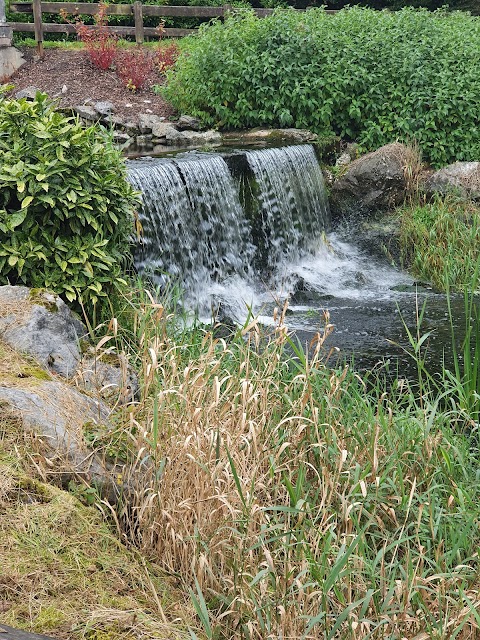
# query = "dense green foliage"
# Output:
<box><xmin>399</xmin><ymin>196</ymin><xmax>480</xmax><ymax>290</ymax></box>
<box><xmin>0</xmin><ymin>93</ymin><xmax>137</xmax><ymax>313</ymax></box>
<box><xmin>165</xmin><ymin>7</ymin><xmax>480</xmax><ymax>166</ymax></box>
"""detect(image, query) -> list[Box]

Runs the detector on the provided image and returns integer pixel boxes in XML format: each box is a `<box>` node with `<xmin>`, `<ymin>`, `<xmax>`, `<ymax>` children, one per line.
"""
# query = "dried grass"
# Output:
<box><xmin>100</xmin><ymin>293</ymin><xmax>480</xmax><ymax>639</ymax></box>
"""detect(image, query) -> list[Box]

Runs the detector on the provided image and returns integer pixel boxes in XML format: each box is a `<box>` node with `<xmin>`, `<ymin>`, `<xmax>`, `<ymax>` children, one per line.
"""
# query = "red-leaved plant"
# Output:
<box><xmin>155</xmin><ymin>42</ymin><xmax>180</xmax><ymax>74</ymax></box>
<box><xmin>115</xmin><ymin>47</ymin><xmax>155</xmax><ymax>92</ymax></box>
<box><xmin>61</xmin><ymin>2</ymin><xmax>118</xmax><ymax>71</ymax></box>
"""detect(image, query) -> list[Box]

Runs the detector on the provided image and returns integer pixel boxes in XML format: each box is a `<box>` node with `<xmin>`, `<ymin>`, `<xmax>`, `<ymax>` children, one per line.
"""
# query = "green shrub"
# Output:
<box><xmin>164</xmin><ymin>7</ymin><xmax>480</xmax><ymax>166</ymax></box>
<box><xmin>0</xmin><ymin>92</ymin><xmax>137</xmax><ymax>315</ymax></box>
<box><xmin>399</xmin><ymin>195</ymin><xmax>480</xmax><ymax>290</ymax></box>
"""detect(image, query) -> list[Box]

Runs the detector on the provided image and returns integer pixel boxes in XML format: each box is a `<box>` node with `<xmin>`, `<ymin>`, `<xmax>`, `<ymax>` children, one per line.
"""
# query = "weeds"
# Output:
<box><xmin>399</xmin><ymin>195</ymin><xmax>480</xmax><ymax>292</ymax></box>
<box><xmin>86</xmin><ymin>287</ymin><xmax>480</xmax><ymax>639</ymax></box>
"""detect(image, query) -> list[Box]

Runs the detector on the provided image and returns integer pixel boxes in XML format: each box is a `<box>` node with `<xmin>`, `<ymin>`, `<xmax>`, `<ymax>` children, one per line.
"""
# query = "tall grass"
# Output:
<box><xmin>399</xmin><ymin>196</ymin><xmax>480</xmax><ymax>292</ymax></box>
<box><xmin>91</xmin><ymin>288</ymin><xmax>480</xmax><ymax>639</ymax></box>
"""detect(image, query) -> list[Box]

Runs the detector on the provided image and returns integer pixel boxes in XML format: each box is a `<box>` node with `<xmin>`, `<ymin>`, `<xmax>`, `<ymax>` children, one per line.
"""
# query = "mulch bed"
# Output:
<box><xmin>9</xmin><ymin>47</ymin><xmax>177</xmax><ymax>122</ymax></box>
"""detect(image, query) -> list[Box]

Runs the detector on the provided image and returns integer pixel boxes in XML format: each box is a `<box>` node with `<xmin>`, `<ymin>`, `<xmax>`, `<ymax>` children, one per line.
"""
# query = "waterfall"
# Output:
<box><xmin>127</xmin><ymin>144</ymin><xmax>329</xmax><ymax>310</ymax></box>
<box><xmin>244</xmin><ymin>145</ymin><xmax>330</xmax><ymax>271</ymax></box>
<box><xmin>128</xmin><ymin>154</ymin><xmax>255</xmax><ymax>291</ymax></box>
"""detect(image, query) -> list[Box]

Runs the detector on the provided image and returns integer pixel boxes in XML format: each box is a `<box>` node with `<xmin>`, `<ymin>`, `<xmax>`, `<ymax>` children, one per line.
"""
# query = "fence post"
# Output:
<box><xmin>133</xmin><ymin>1</ymin><xmax>144</xmax><ymax>44</ymax></box>
<box><xmin>32</xmin><ymin>0</ymin><xmax>43</xmax><ymax>57</ymax></box>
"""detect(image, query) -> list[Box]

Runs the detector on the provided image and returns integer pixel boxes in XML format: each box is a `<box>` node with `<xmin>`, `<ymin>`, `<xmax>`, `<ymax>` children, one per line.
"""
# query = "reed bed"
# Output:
<box><xmin>97</xmin><ymin>290</ymin><xmax>480</xmax><ymax>639</ymax></box>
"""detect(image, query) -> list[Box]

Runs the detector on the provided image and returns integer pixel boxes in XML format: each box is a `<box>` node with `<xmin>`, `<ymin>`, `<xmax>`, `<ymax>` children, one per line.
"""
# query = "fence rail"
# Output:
<box><xmin>10</xmin><ymin>1</ymin><xmax>338</xmax><ymax>56</ymax></box>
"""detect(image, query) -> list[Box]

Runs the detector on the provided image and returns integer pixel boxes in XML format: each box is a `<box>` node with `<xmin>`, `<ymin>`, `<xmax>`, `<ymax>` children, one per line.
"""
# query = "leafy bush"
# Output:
<box><xmin>61</xmin><ymin>2</ymin><xmax>118</xmax><ymax>69</ymax></box>
<box><xmin>399</xmin><ymin>195</ymin><xmax>480</xmax><ymax>290</ymax></box>
<box><xmin>155</xmin><ymin>41</ymin><xmax>180</xmax><ymax>74</ymax></box>
<box><xmin>0</xmin><ymin>93</ymin><xmax>137</xmax><ymax>314</ymax></box>
<box><xmin>115</xmin><ymin>46</ymin><xmax>155</xmax><ymax>90</ymax></box>
<box><xmin>164</xmin><ymin>7</ymin><xmax>480</xmax><ymax>166</ymax></box>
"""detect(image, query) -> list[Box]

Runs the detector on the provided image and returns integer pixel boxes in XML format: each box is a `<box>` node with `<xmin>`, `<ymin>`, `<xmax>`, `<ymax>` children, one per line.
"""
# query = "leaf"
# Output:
<box><xmin>20</xmin><ymin>196</ymin><xmax>34</xmax><ymax>209</ymax></box>
<box><xmin>8</xmin><ymin>209</ymin><xmax>27</xmax><ymax>229</ymax></box>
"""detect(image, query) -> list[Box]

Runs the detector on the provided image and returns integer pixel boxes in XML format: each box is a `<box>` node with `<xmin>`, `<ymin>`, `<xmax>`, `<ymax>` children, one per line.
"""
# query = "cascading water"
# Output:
<box><xmin>127</xmin><ymin>143</ymin><xmax>460</xmax><ymax>376</ymax></box>
<box><xmin>127</xmin><ymin>154</ymin><xmax>255</xmax><ymax>293</ymax></box>
<box><xmin>127</xmin><ymin>145</ymin><xmax>330</xmax><ymax>296</ymax></box>
<box><xmin>244</xmin><ymin>145</ymin><xmax>330</xmax><ymax>272</ymax></box>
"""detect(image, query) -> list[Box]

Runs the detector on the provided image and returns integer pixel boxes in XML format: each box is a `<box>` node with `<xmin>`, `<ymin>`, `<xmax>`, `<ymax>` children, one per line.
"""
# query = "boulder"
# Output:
<box><xmin>177</xmin><ymin>115</ymin><xmax>202</xmax><ymax>131</ymax></box>
<box><xmin>74</xmin><ymin>105</ymin><xmax>99</xmax><ymax>121</ymax></box>
<box><xmin>14</xmin><ymin>85</ymin><xmax>39</xmax><ymax>100</ymax></box>
<box><xmin>330</xmin><ymin>143</ymin><xmax>418</xmax><ymax>220</ymax></box>
<box><xmin>0</xmin><ymin>380</ymin><xmax>117</xmax><ymax>495</ymax></box>
<box><xmin>94</xmin><ymin>100</ymin><xmax>115</xmax><ymax>117</ymax></box>
<box><xmin>138</xmin><ymin>113</ymin><xmax>169</xmax><ymax>134</ymax></box>
<box><xmin>0</xmin><ymin>47</ymin><xmax>25</xmax><ymax>80</ymax></box>
<box><xmin>425</xmin><ymin>161</ymin><xmax>480</xmax><ymax>199</ymax></box>
<box><xmin>165</xmin><ymin>128</ymin><xmax>222</xmax><ymax>146</ymax></box>
<box><xmin>0</xmin><ymin>286</ymin><xmax>85</xmax><ymax>378</ymax></box>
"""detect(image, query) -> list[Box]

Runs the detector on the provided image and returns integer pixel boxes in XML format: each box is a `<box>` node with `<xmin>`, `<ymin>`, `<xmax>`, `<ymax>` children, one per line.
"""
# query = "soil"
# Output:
<box><xmin>9</xmin><ymin>47</ymin><xmax>177</xmax><ymax>122</ymax></box>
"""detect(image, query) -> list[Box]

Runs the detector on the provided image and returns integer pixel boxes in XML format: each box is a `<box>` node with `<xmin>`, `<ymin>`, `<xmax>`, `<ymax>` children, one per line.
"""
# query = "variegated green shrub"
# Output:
<box><xmin>0</xmin><ymin>92</ymin><xmax>138</xmax><ymax>314</ymax></box>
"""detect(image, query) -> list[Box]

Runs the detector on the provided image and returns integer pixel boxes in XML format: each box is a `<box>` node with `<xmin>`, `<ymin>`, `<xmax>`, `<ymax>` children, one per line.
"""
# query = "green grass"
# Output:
<box><xmin>399</xmin><ymin>195</ymin><xmax>480</xmax><ymax>291</ymax></box>
<box><xmin>14</xmin><ymin>37</ymin><xmax>179</xmax><ymax>49</ymax></box>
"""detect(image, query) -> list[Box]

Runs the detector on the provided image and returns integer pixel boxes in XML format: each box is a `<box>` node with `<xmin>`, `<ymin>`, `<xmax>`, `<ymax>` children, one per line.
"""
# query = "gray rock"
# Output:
<box><xmin>74</xmin><ymin>105</ymin><xmax>99</xmax><ymax>121</ymax></box>
<box><xmin>94</xmin><ymin>100</ymin><xmax>114</xmax><ymax>116</ymax></box>
<box><xmin>14</xmin><ymin>85</ymin><xmax>39</xmax><ymax>100</ymax></box>
<box><xmin>136</xmin><ymin>134</ymin><xmax>153</xmax><ymax>146</ymax></box>
<box><xmin>113</xmin><ymin>132</ymin><xmax>132</xmax><ymax>145</ymax></box>
<box><xmin>0</xmin><ymin>286</ymin><xmax>86</xmax><ymax>378</ymax></box>
<box><xmin>0</xmin><ymin>381</ymin><xmax>117</xmax><ymax>495</ymax></box>
<box><xmin>330</xmin><ymin>142</ymin><xmax>418</xmax><ymax>219</ymax></box>
<box><xmin>177</xmin><ymin>115</ymin><xmax>202</xmax><ymax>131</ymax></box>
<box><xmin>223</xmin><ymin>128</ymin><xmax>317</xmax><ymax>144</ymax></box>
<box><xmin>151</xmin><ymin>122</ymin><xmax>178</xmax><ymax>138</ymax></box>
<box><xmin>0</xmin><ymin>47</ymin><xmax>26</xmax><ymax>81</ymax></box>
<box><xmin>425</xmin><ymin>161</ymin><xmax>480</xmax><ymax>199</ymax></box>
<box><xmin>165</xmin><ymin>128</ymin><xmax>222</xmax><ymax>146</ymax></box>
<box><xmin>138</xmin><ymin>113</ymin><xmax>167</xmax><ymax>134</ymax></box>
<box><xmin>76</xmin><ymin>355</ymin><xmax>139</xmax><ymax>405</ymax></box>
<box><xmin>110</xmin><ymin>115</ymin><xmax>139</xmax><ymax>133</ymax></box>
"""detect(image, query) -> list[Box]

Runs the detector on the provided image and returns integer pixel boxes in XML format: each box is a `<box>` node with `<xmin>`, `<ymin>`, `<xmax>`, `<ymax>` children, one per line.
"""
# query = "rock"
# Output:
<box><xmin>74</xmin><ymin>105</ymin><xmax>99</xmax><ymax>121</ymax></box>
<box><xmin>425</xmin><ymin>161</ymin><xmax>480</xmax><ymax>199</ymax></box>
<box><xmin>76</xmin><ymin>355</ymin><xmax>139</xmax><ymax>405</ymax></box>
<box><xmin>151</xmin><ymin>122</ymin><xmax>178</xmax><ymax>138</ymax></box>
<box><xmin>165</xmin><ymin>129</ymin><xmax>222</xmax><ymax>146</ymax></box>
<box><xmin>138</xmin><ymin>113</ymin><xmax>167</xmax><ymax>134</ymax></box>
<box><xmin>61</xmin><ymin>84</ymin><xmax>68</xmax><ymax>94</ymax></box>
<box><xmin>177</xmin><ymin>115</ymin><xmax>202</xmax><ymax>131</ymax></box>
<box><xmin>223</xmin><ymin>128</ymin><xmax>317</xmax><ymax>144</ymax></box>
<box><xmin>136</xmin><ymin>134</ymin><xmax>153</xmax><ymax>147</ymax></box>
<box><xmin>330</xmin><ymin>142</ymin><xmax>418</xmax><ymax>220</ymax></box>
<box><xmin>0</xmin><ymin>47</ymin><xmax>25</xmax><ymax>80</ymax></box>
<box><xmin>94</xmin><ymin>100</ymin><xmax>115</xmax><ymax>116</ymax></box>
<box><xmin>0</xmin><ymin>286</ymin><xmax>86</xmax><ymax>378</ymax></box>
<box><xmin>0</xmin><ymin>380</ymin><xmax>116</xmax><ymax>495</ymax></box>
<box><xmin>14</xmin><ymin>85</ymin><xmax>39</xmax><ymax>100</ymax></box>
<box><xmin>112</xmin><ymin>132</ymin><xmax>132</xmax><ymax>145</ymax></box>
<box><xmin>110</xmin><ymin>115</ymin><xmax>138</xmax><ymax>133</ymax></box>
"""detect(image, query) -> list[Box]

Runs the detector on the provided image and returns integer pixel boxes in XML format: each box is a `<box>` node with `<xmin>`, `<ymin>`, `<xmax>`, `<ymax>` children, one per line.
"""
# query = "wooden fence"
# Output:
<box><xmin>10</xmin><ymin>1</ymin><xmax>337</xmax><ymax>55</ymax></box>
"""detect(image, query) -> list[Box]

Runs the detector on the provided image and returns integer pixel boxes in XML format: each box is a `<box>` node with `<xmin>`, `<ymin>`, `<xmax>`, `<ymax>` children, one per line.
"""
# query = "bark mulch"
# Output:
<box><xmin>9</xmin><ymin>47</ymin><xmax>177</xmax><ymax>122</ymax></box>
